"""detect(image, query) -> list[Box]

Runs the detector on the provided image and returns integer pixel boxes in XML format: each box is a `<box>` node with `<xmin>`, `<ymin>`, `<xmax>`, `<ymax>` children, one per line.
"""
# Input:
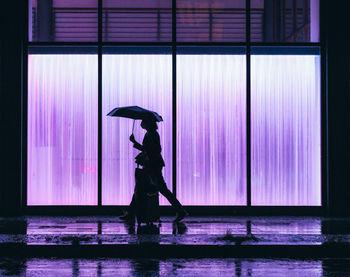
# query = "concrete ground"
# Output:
<box><xmin>0</xmin><ymin>216</ymin><xmax>350</xmax><ymax>276</ymax></box>
<box><xmin>0</xmin><ymin>216</ymin><xmax>349</xmax><ymax>258</ymax></box>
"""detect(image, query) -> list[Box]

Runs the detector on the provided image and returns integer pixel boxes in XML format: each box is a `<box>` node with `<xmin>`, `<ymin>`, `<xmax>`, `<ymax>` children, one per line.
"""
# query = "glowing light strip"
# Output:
<box><xmin>28</xmin><ymin>55</ymin><xmax>98</xmax><ymax>205</ymax></box>
<box><xmin>251</xmin><ymin>55</ymin><xmax>321</xmax><ymax>206</ymax></box>
<box><xmin>177</xmin><ymin>54</ymin><xmax>247</xmax><ymax>205</ymax></box>
<box><xmin>28</xmin><ymin>53</ymin><xmax>321</xmax><ymax>206</ymax></box>
<box><xmin>102</xmin><ymin>55</ymin><xmax>172</xmax><ymax>205</ymax></box>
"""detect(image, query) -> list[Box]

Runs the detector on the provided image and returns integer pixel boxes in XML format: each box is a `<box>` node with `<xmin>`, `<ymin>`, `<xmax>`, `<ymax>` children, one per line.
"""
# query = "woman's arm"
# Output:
<box><xmin>130</xmin><ymin>134</ymin><xmax>144</xmax><ymax>151</ymax></box>
<box><xmin>133</xmin><ymin>141</ymin><xmax>144</xmax><ymax>151</ymax></box>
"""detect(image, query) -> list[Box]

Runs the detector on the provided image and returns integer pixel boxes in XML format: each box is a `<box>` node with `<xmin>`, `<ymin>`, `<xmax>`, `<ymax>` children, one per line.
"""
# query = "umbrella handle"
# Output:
<box><xmin>132</xmin><ymin>120</ymin><xmax>135</xmax><ymax>134</ymax></box>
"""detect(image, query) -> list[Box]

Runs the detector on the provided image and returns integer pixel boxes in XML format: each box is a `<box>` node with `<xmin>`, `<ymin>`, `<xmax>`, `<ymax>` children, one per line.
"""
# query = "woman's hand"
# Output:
<box><xmin>129</xmin><ymin>134</ymin><xmax>136</xmax><ymax>143</ymax></box>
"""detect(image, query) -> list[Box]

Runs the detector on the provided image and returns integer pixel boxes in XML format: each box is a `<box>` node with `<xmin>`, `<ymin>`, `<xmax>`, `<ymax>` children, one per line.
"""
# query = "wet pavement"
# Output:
<box><xmin>0</xmin><ymin>216</ymin><xmax>349</xmax><ymax>245</ymax></box>
<box><xmin>0</xmin><ymin>216</ymin><xmax>349</xmax><ymax>258</ymax></box>
<box><xmin>0</xmin><ymin>258</ymin><xmax>350</xmax><ymax>276</ymax></box>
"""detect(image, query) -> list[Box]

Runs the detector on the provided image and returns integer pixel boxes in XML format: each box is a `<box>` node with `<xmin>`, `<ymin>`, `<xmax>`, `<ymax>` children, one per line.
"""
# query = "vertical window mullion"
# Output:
<box><xmin>172</xmin><ymin>0</ymin><xmax>177</xmax><ymax>197</ymax></box>
<box><xmin>98</xmin><ymin>0</ymin><xmax>102</xmax><ymax>206</ymax></box>
<box><xmin>23</xmin><ymin>0</ymin><xmax>29</xmax><ymax>209</ymax></box>
<box><xmin>320</xmin><ymin>0</ymin><xmax>328</xmax><ymax>211</ymax></box>
<box><xmin>246</xmin><ymin>0</ymin><xmax>251</xmax><ymax>207</ymax></box>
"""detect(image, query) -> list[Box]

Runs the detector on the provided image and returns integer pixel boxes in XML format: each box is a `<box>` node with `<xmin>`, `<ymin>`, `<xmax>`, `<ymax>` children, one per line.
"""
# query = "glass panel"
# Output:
<box><xmin>28</xmin><ymin>54</ymin><xmax>98</xmax><ymax>205</ymax></box>
<box><xmin>251</xmin><ymin>0</ymin><xmax>319</xmax><ymax>42</ymax></box>
<box><xmin>177</xmin><ymin>0</ymin><xmax>246</xmax><ymax>42</ymax></box>
<box><xmin>29</xmin><ymin>0</ymin><xmax>98</xmax><ymax>42</ymax></box>
<box><xmin>102</xmin><ymin>50</ymin><xmax>172</xmax><ymax>205</ymax></box>
<box><xmin>102</xmin><ymin>0</ymin><xmax>172</xmax><ymax>42</ymax></box>
<box><xmin>177</xmin><ymin>51</ymin><xmax>246</xmax><ymax>205</ymax></box>
<box><xmin>251</xmin><ymin>50</ymin><xmax>321</xmax><ymax>205</ymax></box>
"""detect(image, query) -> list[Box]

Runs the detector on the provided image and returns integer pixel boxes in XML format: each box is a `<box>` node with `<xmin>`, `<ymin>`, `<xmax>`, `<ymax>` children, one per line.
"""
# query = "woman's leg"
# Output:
<box><xmin>154</xmin><ymin>172</ymin><xmax>185</xmax><ymax>213</ymax></box>
<box><xmin>128</xmin><ymin>193</ymin><xmax>136</xmax><ymax>214</ymax></box>
<box><xmin>120</xmin><ymin>194</ymin><xmax>136</xmax><ymax>220</ymax></box>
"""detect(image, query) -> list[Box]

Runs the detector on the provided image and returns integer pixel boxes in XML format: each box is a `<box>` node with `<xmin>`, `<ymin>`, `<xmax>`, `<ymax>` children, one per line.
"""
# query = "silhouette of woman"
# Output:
<box><xmin>120</xmin><ymin>118</ymin><xmax>188</xmax><ymax>222</ymax></box>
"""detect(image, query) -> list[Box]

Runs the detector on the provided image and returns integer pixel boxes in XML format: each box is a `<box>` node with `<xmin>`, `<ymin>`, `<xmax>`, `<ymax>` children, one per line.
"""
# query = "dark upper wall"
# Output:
<box><xmin>0</xmin><ymin>1</ymin><xmax>26</xmax><ymax>215</ymax></box>
<box><xmin>326</xmin><ymin>0</ymin><xmax>350</xmax><ymax>216</ymax></box>
<box><xmin>0</xmin><ymin>0</ymin><xmax>349</xmax><ymax>215</ymax></box>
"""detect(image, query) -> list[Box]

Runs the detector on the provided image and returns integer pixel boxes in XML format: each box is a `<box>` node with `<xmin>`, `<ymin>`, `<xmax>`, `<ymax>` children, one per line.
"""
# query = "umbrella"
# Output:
<box><xmin>107</xmin><ymin>106</ymin><xmax>163</xmax><ymax>133</ymax></box>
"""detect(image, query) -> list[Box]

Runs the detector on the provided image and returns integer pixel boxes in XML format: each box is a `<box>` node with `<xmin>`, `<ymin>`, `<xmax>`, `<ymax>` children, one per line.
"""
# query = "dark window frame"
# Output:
<box><xmin>22</xmin><ymin>0</ymin><xmax>326</xmax><ymax>214</ymax></box>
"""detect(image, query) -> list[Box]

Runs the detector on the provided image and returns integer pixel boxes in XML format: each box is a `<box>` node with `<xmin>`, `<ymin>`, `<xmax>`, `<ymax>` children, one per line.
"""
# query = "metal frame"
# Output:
<box><xmin>21</xmin><ymin>1</ymin><xmax>29</xmax><ymax>211</ymax></box>
<box><xmin>98</xmin><ymin>0</ymin><xmax>103</xmax><ymax>206</ymax></box>
<box><xmin>320</xmin><ymin>0</ymin><xmax>328</xmax><ymax>214</ymax></box>
<box><xmin>172</xmin><ymin>0</ymin><xmax>177</xmax><ymax>198</ymax></box>
<box><xmin>22</xmin><ymin>0</ymin><xmax>326</xmax><ymax>215</ymax></box>
<box><xmin>246</xmin><ymin>0</ymin><xmax>252</xmax><ymax>207</ymax></box>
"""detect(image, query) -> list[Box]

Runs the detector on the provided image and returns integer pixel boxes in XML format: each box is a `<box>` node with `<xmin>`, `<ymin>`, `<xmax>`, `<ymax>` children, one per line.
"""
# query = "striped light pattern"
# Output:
<box><xmin>28</xmin><ymin>55</ymin><xmax>98</xmax><ymax>205</ymax></box>
<box><xmin>251</xmin><ymin>55</ymin><xmax>321</xmax><ymax>206</ymax></box>
<box><xmin>27</xmin><ymin>53</ymin><xmax>321</xmax><ymax>207</ymax></box>
<box><xmin>102</xmin><ymin>54</ymin><xmax>172</xmax><ymax>205</ymax></box>
<box><xmin>177</xmin><ymin>54</ymin><xmax>247</xmax><ymax>205</ymax></box>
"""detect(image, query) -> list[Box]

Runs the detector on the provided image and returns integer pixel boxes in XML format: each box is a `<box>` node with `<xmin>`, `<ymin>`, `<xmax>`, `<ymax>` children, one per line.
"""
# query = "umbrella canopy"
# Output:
<box><xmin>107</xmin><ymin>106</ymin><xmax>163</xmax><ymax>122</ymax></box>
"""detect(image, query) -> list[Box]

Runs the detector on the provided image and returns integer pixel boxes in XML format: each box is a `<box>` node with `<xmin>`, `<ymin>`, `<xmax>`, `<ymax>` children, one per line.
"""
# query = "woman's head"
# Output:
<box><xmin>141</xmin><ymin>119</ymin><xmax>158</xmax><ymax>130</ymax></box>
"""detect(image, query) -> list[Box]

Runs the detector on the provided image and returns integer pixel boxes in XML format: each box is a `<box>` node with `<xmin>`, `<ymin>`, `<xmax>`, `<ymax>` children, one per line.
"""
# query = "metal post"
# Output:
<box><xmin>246</xmin><ymin>0</ymin><xmax>251</xmax><ymax>207</ymax></box>
<box><xmin>98</xmin><ymin>0</ymin><xmax>103</xmax><ymax>206</ymax></box>
<box><xmin>172</xmin><ymin>0</ymin><xmax>177</xmax><ymax>197</ymax></box>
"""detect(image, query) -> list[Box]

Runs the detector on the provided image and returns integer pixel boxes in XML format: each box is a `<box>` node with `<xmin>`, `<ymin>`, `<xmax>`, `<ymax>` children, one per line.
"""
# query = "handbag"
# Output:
<box><xmin>135</xmin><ymin>151</ymin><xmax>150</xmax><ymax>167</ymax></box>
<box><xmin>134</xmin><ymin>167</ymin><xmax>158</xmax><ymax>195</ymax></box>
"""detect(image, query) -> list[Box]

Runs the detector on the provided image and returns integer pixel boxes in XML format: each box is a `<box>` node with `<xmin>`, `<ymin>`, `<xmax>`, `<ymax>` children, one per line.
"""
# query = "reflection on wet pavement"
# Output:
<box><xmin>0</xmin><ymin>216</ymin><xmax>349</xmax><ymax>246</ymax></box>
<box><xmin>0</xmin><ymin>258</ymin><xmax>349</xmax><ymax>277</ymax></box>
<box><xmin>0</xmin><ymin>217</ymin><xmax>349</xmax><ymax>274</ymax></box>
<box><xmin>24</xmin><ymin>216</ymin><xmax>323</xmax><ymax>235</ymax></box>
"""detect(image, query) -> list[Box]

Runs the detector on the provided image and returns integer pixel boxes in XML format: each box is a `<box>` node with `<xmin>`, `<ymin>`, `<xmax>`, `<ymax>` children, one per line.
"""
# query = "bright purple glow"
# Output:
<box><xmin>102</xmin><ymin>54</ymin><xmax>172</xmax><ymax>205</ymax></box>
<box><xmin>28</xmin><ymin>55</ymin><xmax>98</xmax><ymax>205</ymax></box>
<box><xmin>251</xmin><ymin>55</ymin><xmax>321</xmax><ymax>206</ymax></box>
<box><xmin>28</xmin><ymin>53</ymin><xmax>321</xmax><ymax>207</ymax></box>
<box><xmin>177</xmin><ymin>54</ymin><xmax>247</xmax><ymax>205</ymax></box>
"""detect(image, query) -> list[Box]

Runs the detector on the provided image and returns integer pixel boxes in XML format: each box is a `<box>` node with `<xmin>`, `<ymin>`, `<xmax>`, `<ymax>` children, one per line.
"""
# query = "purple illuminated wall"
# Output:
<box><xmin>102</xmin><ymin>54</ymin><xmax>172</xmax><ymax>205</ymax></box>
<box><xmin>251</xmin><ymin>55</ymin><xmax>321</xmax><ymax>206</ymax></box>
<box><xmin>177</xmin><ymin>54</ymin><xmax>247</xmax><ymax>205</ymax></box>
<box><xmin>27</xmin><ymin>53</ymin><xmax>321</xmax><ymax>206</ymax></box>
<box><xmin>28</xmin><ymin>55</ymin><xmax>98</xmax><ymax>205</ymax></box>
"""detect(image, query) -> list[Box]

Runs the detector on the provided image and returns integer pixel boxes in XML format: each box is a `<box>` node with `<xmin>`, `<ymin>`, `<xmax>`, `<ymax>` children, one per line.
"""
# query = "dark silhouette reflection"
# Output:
<box><xmin>72</xmin><ymin>259</ymin><xmax>79</xmax><ymax>277</ymax></box>
<box><xmin>322</xmin><ymin>258</ymin><xmax>350</xmax><ymax>276</ymax></box>
<box><xmin>234</xmin><ymin>260</ymin><xmax>242</xmax><ymax>277</ymax></box>
<box><xmin>123</xmin><ymin>220</ymin><xmax>162</xmax><ymax>235</ymax></box>
<box><xmin>321</xmin><ymin>218</ymin><xmax>350</xmax><ymax>235</ymax></box>
<box><xmin>97</xmin><ymin>261</ymin><xmax>102</xmax><ymax>277</ymax></box>
<box><xmin>97</xmin><ymin>221</ymin><xmax>103</xmax><ymax>245</ymax></box>
<box><xmin>130</xmin><ymin>259</ymin><xmax>160</xmax><ymax>277</ymax></box>
<box><xmin>246</xmin><ymin>220</ymin><xmax>252</xmax><ymax>236</ymax></box>
<box><xmin>97</xmin><ymin>221</ymin><xmax>102</xmax><ymax>235</ymax></box>
<box><xmin>135</xmin><ymin>223</ymin><xmax>161</xmax><ymax>247</ymax></box>
<box><xmin>0</xmin><ymin>219</ymin><xmax>27</xmax><ymax>235</ymax></box>
<box><xmin>0</xmin><ymin>258</ymin><xmax>26</xmax><ymax>276</ymax></box>
<box><xmin>123</xmin><ymin>220</ymin><xmax>136</xmax><ymax>235</ymax></box>
<box><xmin>172</xmin><ymin>222</ymin><xmax>188</xmax><ymax>235</ymax></box>
<box><xmin>137</xmin><ymin>223</ymin><xmax>160</xmax><ymax>235</ymax></box>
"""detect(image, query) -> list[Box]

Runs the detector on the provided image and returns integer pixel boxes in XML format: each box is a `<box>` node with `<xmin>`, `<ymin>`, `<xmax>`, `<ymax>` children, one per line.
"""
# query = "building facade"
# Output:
<box><xmin>1</xmin><ymin>0</ymin><xmax>349</xmax><ymax>215</ymax></box>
